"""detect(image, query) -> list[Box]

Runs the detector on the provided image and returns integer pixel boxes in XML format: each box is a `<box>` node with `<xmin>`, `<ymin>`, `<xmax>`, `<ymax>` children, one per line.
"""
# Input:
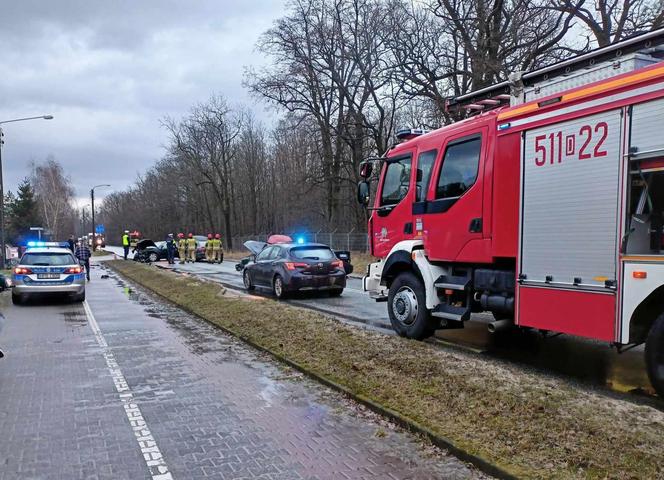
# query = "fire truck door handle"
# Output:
<box><xmin>376</xmin><ymin>206</ymin><xmax>393</xmax><ymax>217</ymax></box>
<box><xmin>404</xmin><ymin>222</ymin><xmax>413</xmax><ymax>234</ymax></box>
<box><xmin>469</xmin><ymin>218</ymin><xmax>482</xmax><ymax>233</ymax></box>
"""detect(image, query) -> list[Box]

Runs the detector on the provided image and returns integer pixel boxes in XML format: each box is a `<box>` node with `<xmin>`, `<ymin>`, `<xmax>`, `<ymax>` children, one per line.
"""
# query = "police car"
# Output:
<box><xmin>12</xmin><ymin>242</ymin><xmax>86</xmax><ymax>305</ymax></box>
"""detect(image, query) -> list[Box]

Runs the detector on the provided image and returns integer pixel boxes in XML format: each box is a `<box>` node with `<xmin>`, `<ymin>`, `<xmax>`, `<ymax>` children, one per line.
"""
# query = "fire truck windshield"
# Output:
<box><xmin>380</xmin><ymin>157</ymin><xmax>411</xmax><ymax>206</ymax></box>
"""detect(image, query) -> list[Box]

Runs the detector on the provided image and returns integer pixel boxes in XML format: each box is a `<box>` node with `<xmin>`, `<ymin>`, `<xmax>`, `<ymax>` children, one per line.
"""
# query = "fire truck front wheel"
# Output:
<box><xmin>645</xmin><ymin>312</ymin><xmax>664</xmax><ymax>398</ymax></box>
<box><xmin>388</xmin><ymin>272</ymin><xmax>435</xmax><ymax>340</ymax></box>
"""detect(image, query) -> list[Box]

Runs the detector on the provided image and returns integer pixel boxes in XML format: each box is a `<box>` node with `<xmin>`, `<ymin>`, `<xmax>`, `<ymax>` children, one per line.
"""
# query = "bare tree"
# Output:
<box><xmin>163</xmin><ymin>95</ymin><xmax>243</xmax><ymax>248</ymax></box>
<box><xmin>31</xmin><ymin>156</ymin><xmax>76</xmax><ymax>240</ymax></box>
<box><xmin>552</xmin><ymin>0</ymin><xmax>664</xmax><ymax>47</ymax></box>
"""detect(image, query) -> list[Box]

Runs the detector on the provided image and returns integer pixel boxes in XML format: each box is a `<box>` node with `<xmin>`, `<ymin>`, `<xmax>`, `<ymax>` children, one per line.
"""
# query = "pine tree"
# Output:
<box><xmin>7</xmin><ymin>178</ymin><xmax>41</xmax><ymax>245</ymax></box>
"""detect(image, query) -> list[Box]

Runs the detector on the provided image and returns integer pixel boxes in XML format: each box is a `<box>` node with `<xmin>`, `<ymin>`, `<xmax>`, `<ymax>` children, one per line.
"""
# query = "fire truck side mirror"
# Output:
<box><xmin>357</xmin><ymin>181</ymin><xmax>370</xmax><ymax>207</ymax></box>
<box><xmin>359</xmin><ymin>162</ymin><xmax>373</xmax><ymax>178</ymax></box>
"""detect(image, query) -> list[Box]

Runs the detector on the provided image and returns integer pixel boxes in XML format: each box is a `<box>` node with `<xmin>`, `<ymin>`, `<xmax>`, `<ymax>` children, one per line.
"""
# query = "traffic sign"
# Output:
<box><xmin>95</xmin><ymin>224</ymin><xmax>105</xmax><ymax>234</ymax></box>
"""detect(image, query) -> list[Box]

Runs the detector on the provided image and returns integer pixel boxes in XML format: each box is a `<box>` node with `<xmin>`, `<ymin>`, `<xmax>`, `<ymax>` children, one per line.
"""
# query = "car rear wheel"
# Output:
<box><xmin>273</xmin><ymin>275</ymin><xmax>287</xmax><ymax>299</ymax></box>
<box><xmin>388</xmin><ymin>272</ymin><xmax>435</xmax><ymax>340</ymax></box>
<box><xmin>11</xmin><ymin>292</ymin><xmax>23</xmax><ymax>305</ymax></box>
<box><xmin>71</xmin><ymin>291</ymin><xmax>86</xmax><ymax>303</ymax></box>
<box><xmin>243</xmin><ymin>269</ymin><xmax>255</xmax><ymax>291</ymax></box>
<box><xmin>645</xmin><ymin>312</ymin><xmax>664</xmax><ymax>398</ymax></box>
<box><xmin>148</xmin><ymin>252</ymin><xmax>158</xmax><ymax>263</ymax></box>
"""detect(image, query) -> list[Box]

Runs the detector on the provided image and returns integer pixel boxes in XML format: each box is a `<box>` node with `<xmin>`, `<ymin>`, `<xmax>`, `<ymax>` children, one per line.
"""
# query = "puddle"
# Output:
<box><xmin>62</xmin><ymin>310</ymin><xmax>87</xmax><ymax>326</ymax></box>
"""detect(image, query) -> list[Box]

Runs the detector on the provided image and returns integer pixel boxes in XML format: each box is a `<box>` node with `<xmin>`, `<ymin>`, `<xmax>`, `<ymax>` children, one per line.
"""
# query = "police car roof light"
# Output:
<box><xmin>26</xmin><ymin>241</ymin><xmax>66</xmax><ymax>248</ymax></box>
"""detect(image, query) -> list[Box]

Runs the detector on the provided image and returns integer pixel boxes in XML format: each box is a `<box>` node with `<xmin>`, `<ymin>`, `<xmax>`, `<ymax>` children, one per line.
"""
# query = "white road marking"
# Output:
<box><xmin>83</xmin><ymin>300</ymin><xmax>174</xmax><ymax>480</ymax></box>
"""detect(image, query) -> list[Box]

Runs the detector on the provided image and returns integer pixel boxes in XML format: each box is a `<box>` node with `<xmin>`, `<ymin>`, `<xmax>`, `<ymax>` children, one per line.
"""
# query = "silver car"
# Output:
<box><xmin>12</xmin><ymin>246</ymin><xmax>86</xmax><ymax>304</ymax></box>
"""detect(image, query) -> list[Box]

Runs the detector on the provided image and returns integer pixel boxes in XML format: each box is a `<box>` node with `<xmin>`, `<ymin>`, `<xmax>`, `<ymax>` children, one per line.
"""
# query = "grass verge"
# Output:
<box><xmin>92</xmin><ymin>249</ymin><xmax>113</xmax><ymax>257</ymax></box>
<box><xmin>107</xmin><ymin>260</ymin><xmax>664</xmax><ymax>479</ymax></box>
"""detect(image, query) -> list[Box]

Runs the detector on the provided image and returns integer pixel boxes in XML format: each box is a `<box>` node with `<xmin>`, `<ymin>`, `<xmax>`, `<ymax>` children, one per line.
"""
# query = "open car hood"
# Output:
<box><xmin>135</xmin><ymin>239</ymin><xmax>157</xmax><ymax>250</ymax></box>
<box><xmin>243</xmin><ymin>240</ymin><xmax>267</xmax><ymax>255</ymax></box>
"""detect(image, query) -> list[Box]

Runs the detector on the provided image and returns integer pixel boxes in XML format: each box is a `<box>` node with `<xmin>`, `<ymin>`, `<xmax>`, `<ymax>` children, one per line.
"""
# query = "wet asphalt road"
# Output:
<box><xmin>0</xmin><ymin>261</ymin><xmax>483</xmax><ymax>479</ymax></box>
<box><xmin>106</xmin><ymin>246</ymin><xmax>655</xmax><ymax>398</ymax></box>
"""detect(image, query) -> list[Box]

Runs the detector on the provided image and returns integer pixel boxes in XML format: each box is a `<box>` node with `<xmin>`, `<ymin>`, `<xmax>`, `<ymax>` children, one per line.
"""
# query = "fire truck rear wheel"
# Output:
<box><xmin>388</xmin><ymin>272</ymin><xmax>435</xmax><ymax>340</ymax></box>
<box><xmin>645</xmin><ymin>312</ymin><xmax>664</xmax><ymax>398</ymax></box>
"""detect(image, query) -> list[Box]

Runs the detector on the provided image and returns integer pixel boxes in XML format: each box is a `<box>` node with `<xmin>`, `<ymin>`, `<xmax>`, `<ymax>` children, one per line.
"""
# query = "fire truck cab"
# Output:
<box><xmin>358</xmin><ymin>29</ymin><xmax>664</xmax><ymax>397</ymax></box>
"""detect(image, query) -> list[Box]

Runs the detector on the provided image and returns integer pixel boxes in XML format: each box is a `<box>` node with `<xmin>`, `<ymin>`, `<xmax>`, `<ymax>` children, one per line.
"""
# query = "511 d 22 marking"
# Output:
<box><xmin>534</xmin><ymin>121</ymin><xmax>609</xmax><ymax>166</ymax></box>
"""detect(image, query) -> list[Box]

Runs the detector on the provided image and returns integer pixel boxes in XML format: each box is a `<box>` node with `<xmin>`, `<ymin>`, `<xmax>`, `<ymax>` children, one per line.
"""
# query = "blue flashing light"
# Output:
<box><xmin>26</xmin><ymin>241</ymin><xmax>63</xmax><ymax>248</ymax></box>
<box><xmin>296</xmin><ymin>236</ymin><xmax>305</xmax><ymax>244</ymax></box>
<box><xmin>498</xmin><ymin>123</ymin><xmax>511</xmax><ymax>131</ymax></box>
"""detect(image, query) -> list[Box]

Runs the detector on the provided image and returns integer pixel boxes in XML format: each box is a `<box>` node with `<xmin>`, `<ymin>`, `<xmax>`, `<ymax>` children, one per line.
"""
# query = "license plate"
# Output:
<box><xmin>37</xmin><ymin>273</ymin><xmax>60</xmax><ymax>279</ymax></box>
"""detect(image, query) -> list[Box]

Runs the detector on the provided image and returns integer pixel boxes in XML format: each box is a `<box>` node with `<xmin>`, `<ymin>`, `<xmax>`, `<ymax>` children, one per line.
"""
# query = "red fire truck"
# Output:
<box><xmin>357</xmin><ymin>29</ymin><xmax>664</xmax><ymax>396</ymax></box>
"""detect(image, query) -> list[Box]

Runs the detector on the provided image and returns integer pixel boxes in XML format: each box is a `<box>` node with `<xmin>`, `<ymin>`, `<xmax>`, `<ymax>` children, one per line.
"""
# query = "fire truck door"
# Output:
<box><xmin>371</xmin><ymin>151</ymin><xmax>416</xmax><ymax>257</ymax></box>
<box><xmin>516</xmin><ymin>109</ymin><xmax>623</xmax><ymax>341</ymax></box>
<box><xmin>422</xmin><ymin>128</ymin><xmax>487</xmax><ymax>261</ymax></box>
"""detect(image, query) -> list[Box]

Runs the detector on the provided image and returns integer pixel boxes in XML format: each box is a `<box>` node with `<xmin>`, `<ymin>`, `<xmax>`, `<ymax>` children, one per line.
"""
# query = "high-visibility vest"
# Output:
<box><xmin>122</xmin><ymin>234</ymin><xmax>129</xmax><ymax>246</ymax></box>
<box><xmin>212</xmin><ymin>239</ymin><xmax>221</xmax><ymax>249</ymax></box>
<box><xmin>178</xmin><ymin>239</ymin><xmax>187</xmax><ymax>249</ymax></box>
<box><xmin>186</xmin><ymin>238</ymin><xmax>196</xmax><ymax>249</ymax></box>
<box><xmin>205</xmin><ymin>240</ymin><xmax>214</xmax><ymax>248</ymax></box>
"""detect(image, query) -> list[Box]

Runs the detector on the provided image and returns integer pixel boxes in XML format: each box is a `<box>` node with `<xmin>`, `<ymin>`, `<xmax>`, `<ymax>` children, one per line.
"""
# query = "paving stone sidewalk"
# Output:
<box><xmin>0</xmin><ymin>263</ymin><xmax>485</xmax><ymax>479</ymax></box>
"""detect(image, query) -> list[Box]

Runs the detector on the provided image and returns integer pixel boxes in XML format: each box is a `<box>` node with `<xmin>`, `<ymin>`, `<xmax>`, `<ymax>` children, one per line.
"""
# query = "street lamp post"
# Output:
<box><xmin>0</xmin><ymin>115</ymin><xmax>53</xmax><ymax>267</ymax></box>
<box><xmin>90</xmin><ymin>184</ymin><xmax>110</xmax><ymax>251</ymax></box>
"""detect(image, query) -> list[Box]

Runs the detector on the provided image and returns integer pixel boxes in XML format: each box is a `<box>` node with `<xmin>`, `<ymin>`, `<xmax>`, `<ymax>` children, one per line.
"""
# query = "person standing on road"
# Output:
<box><xmin>205</xmin><ymin>234</ymin><xmax>214</xmax><ymax>262</ymax></box>
<box><xmin>122</xmin><ymin>230</ymin><xmax>130</xmax><ymax>260</ymax></box>
<box><xmin>165</xmin><ymin>233</ymin><xmax>176</xmax><ymax>265</ymax></box>
<box><xmin>75</xmin><ymin>239</ymin><xmax>92</xmax><ymax>281</ymax></box>
<box><xmin>187</xmin><ymin>233</ymin><xmax>197</xmax><ymax>263</ymax></box>
<box><xmin>177</xmin><ymin>233</ymin><xmax>187</xmax><ymax>263</ymax></box>
<box><xmin>212</xmin><ymin>233</ymin><xmax>223</xmax><ymax>263</ymax></box>
<box><xmin>67</xmin><ymin>235</ymin><xmax>75</xmax><ymax>252</ymax></box>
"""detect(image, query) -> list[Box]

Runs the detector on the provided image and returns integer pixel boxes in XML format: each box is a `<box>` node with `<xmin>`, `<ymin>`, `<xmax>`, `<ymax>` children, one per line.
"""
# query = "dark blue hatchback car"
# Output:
<box><xmin>242</xmin><ymin>242</ymin><xmax>347</xmax><ymax>298</ymax></box>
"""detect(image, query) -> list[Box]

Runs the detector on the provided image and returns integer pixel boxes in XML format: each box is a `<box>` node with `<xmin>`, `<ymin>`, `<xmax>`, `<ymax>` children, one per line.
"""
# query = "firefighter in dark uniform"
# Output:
<box><xmin>165</xmin><ymin>233</ymin><xmax>176</xmax><ymax>265</ymax></box>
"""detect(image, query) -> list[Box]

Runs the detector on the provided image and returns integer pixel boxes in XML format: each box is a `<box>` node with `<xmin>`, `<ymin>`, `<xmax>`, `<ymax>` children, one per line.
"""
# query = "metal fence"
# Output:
<box><xmin>231</xmin><ymin>231</ymin><xmax>369</xmax><ymax>252</ymax></box>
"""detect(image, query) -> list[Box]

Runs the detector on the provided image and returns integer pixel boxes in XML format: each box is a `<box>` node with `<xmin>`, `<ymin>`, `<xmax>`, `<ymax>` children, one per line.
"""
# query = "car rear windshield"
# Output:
<box><xmin>289</xmin><ymin>247</ymin><xmax>335</xmax><ymax>261</ymax></box>
<box><xmin>21</xmin><ymin>253</ymin><xmax>76</xmax><ymax>266</ymax></box>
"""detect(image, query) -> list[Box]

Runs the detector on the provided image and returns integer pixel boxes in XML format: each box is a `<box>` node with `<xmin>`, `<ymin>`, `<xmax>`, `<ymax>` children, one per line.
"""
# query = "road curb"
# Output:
<box><xmin>106</xmin><ymin>262</ymin><xmax>520</xmax><ymax>480</ymax></box>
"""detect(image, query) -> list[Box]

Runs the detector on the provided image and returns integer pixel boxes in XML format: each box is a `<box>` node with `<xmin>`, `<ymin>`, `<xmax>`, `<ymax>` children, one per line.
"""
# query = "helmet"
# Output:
<box><xmin>124</xmin><ymin>230</ymin><xmax>129</xmax><ymax>233</ymax></box>
<box><xmin>168</xmin><ymin>233</ymin><xmax>174</xmax><ymax>237</ymax></box>
<box><xmin>207</xmin><ymin>234</ymin><xmax>212</xmax><ymax>239</ymax></box>
<box><xmin>178</xmin><ymin>233</ymin><xmax>184</xmax><ymax>238</ymax></box>
<box><xmin>188</xmin><ymin>233</ymin><xmax>193</xmax><ymax>238</ymax></box>
<box><xmin>215</xmin><ymin>234</ymin><xmax>220</xmax><ymax>239</ymax></box>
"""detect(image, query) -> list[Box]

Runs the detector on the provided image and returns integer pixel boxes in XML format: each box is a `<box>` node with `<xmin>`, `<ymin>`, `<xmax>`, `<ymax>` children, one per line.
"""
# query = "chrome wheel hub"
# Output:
<box><xmin>392</xmin><ymin>287</ymin><xmax>418</xmax><ymax>325</ymax></box>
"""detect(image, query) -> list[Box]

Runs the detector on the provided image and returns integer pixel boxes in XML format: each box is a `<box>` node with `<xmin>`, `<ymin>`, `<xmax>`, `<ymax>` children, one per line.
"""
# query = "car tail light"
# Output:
<box><xmin>65</xmin><ymin>266</ymin><xmax>82</xmax><ymax>274</ymax></box>
<box><xmin>285</xmin><ymin>262</ymin><xmax>308</xmax><ymax>270</ymax></box>
<box><xmin>14</xmin><ymin>267</ymin><xmax>32</xmax><ymax>275</ymax></box>
<box><xmin>332</xmin><ymin>260</ymin><xmax>344</xmax><ymax>270</ymax></box>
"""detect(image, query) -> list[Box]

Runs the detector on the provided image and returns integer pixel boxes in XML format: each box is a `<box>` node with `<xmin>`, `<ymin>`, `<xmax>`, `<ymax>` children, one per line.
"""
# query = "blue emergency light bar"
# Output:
<box><xmin>26</xmin><ymin>241</ymin><xmax>67</xmax><ymax>248</ymax></box>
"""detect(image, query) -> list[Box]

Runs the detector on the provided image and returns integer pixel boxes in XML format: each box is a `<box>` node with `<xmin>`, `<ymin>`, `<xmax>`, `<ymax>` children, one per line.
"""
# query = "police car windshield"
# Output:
<box><xmin>21</xmin><ymin>253</ymin><xmax>76</xmax><ymax>266</ymax></box>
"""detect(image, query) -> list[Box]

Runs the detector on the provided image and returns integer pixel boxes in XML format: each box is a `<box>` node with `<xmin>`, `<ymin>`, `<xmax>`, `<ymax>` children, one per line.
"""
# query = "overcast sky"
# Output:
<box><xmin>0</xmin><ymin>0</ymin><xmax>284</xmax><ymax>205</ymax></box>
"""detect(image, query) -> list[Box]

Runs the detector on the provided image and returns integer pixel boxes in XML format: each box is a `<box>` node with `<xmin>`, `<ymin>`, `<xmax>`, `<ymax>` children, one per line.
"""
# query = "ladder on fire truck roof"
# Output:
<box><xmin>446</xmin><ymin>27</ymin><xmax>664</xmax><ymax>114</ymax></box>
